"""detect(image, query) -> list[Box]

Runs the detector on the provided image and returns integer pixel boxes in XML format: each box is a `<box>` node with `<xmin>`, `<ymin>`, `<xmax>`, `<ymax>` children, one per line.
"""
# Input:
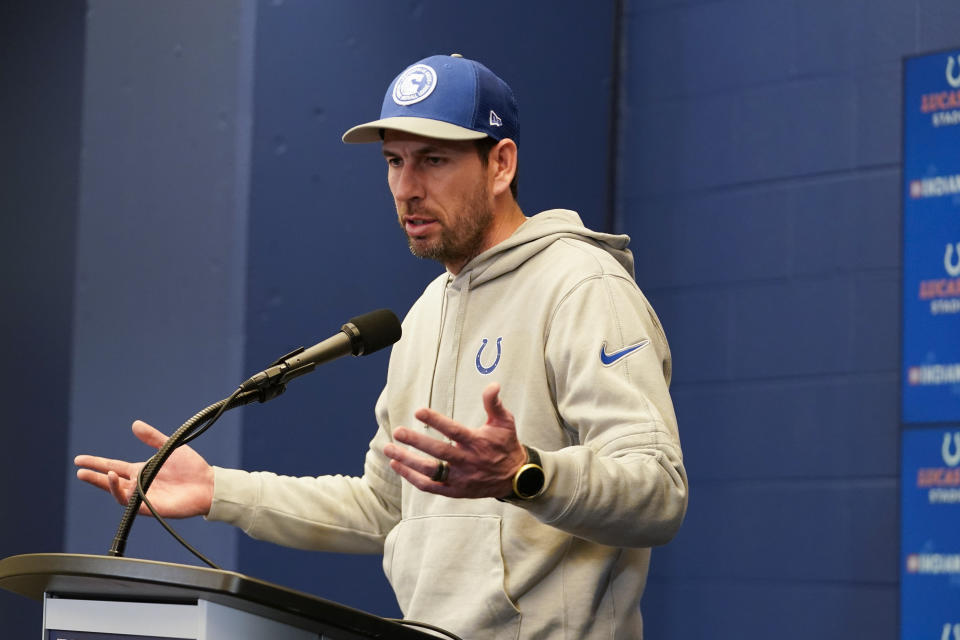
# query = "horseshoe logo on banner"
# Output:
<box><xmin>948</xmin><ymin>55</ymin><xmax>960</xmax><ymax>89</ymax></box>
<box><xmin>942</xmin><ymin>432</ymin><xmax>960</xmax><ymax>467</ymax></box>
<box><xmin>945</xmin><ymin>242</ymin><xmax>960</xmax><ymax>277</ymax></box>
<box><xmin>940</xmin><ymin>623</ymin><xmax>960</xmax><ymax>640</ymax></box>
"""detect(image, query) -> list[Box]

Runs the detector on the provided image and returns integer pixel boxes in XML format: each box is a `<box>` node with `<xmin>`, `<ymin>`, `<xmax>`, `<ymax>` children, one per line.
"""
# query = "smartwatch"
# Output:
<box><xmin>500</xmin><ymin>445</ymin><xmax>545</xmax><ymax>501</ymax></box>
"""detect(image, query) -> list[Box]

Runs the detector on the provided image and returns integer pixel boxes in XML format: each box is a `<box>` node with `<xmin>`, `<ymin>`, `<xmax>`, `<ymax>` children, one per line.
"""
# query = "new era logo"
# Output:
<box><xmin>489</xmin><ymin>110</ymin><xmax>503</xmax><ymax>127</ymax></box>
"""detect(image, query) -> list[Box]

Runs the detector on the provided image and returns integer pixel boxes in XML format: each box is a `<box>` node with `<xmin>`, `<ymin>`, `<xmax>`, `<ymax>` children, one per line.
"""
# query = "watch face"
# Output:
<box><xmin>516</xmin><ymin>465</ymin><xmax>545</xmax><ymax>498</ymax></box>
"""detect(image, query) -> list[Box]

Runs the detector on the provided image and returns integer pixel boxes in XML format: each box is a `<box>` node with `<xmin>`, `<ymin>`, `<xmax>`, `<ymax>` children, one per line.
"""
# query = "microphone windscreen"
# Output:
<box><xmin>348</xmin><ymin>309</ymin><xmax>402</xmax><ymax>355</ymax></box>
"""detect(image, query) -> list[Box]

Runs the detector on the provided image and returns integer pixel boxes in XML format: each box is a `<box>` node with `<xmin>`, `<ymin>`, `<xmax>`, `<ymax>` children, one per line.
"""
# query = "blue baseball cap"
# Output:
<box><xmin>342</xmin><ymin>54</ymin><xmax>519</xmax><ymax>146</ymax></box>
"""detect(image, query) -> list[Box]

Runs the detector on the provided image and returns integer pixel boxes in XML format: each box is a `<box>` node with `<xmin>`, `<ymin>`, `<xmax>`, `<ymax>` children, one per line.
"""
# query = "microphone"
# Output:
<box><xmin>240</xmin><ymin>309</ymin><xmax>401</xmax><ymax>398</ymax></box>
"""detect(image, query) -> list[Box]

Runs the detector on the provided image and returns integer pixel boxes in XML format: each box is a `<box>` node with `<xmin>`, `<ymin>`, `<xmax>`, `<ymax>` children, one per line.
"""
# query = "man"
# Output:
<box><xmin>76</xmin><ymin>54</ymin><xmax>688</xmax><ymax>639</ymax></box>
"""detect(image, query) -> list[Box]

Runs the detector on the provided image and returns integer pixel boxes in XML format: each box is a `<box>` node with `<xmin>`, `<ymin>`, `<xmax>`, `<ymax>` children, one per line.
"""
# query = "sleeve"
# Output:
<box><xmin>522</xmin><ymin>273</ymin><xmax>688</xmax><ymax>548</ymax></box>
<box><xmin>205</xmin><ymin>387</ymin><xmax>402</xmax><ymax>554</ymax></box>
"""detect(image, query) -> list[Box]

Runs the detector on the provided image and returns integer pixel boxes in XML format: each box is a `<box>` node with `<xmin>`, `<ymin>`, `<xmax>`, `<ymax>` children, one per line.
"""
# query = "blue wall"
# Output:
<box><xmin>0</xmin><ymin>2</ymin><xmax>84</xmax><ymax>637</ymax></box>
<box><xmin>622</xmin><ymin>0</ymin><xmax>960</xmax><ymax>637</ymax></box>
<box><xmin>63</xmin><ymin>0</ymin><xmax>253</xmax><ymax>566</ymax></box>
<box><xmin>5</xmin><ymin>0</ymin><xmax>960</xmax><ymax>638</ymax></box>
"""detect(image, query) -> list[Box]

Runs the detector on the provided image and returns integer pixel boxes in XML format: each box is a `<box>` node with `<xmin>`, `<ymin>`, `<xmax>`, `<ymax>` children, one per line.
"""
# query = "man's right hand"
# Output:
<box><xmin>75</xmin><ymin>420</ymin><xmax>214</xmax><ymax>518</ymax></box>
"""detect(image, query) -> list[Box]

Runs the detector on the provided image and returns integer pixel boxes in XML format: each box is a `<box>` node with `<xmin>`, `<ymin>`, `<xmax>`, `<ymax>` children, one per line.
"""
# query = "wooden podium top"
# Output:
<box><xmin>0</xmin><ymin>553</ymin><xmax>435</xmax><ymax>640</ymax></box>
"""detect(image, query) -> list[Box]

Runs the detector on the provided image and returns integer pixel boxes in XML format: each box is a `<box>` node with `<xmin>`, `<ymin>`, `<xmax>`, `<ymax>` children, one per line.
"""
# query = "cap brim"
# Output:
<box><xmin>342</xmin><ymin>116</ymin><xmax>489</xmax><ymax>144</ymax></box>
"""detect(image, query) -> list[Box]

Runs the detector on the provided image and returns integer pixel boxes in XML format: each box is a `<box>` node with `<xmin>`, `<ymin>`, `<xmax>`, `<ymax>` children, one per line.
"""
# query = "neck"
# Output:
<box><xmin>446</xmin><ymin>198</ymin><xmax>526</xmax><ymax>275</ymax></box>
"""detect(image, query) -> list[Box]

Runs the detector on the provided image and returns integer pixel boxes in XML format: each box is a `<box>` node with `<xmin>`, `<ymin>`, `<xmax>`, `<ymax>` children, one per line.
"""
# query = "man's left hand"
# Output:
<box><xmin>383</xmin><ymin>382</ymin><xmax>527</xmax><ymax>498</ymax></box>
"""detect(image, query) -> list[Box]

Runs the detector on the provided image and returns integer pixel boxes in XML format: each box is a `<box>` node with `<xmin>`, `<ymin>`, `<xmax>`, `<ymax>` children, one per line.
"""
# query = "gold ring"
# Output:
<box><xmin>431</xmin><ymin>459</ymin><xmax>450</xmax><ymax>482</ymax></box>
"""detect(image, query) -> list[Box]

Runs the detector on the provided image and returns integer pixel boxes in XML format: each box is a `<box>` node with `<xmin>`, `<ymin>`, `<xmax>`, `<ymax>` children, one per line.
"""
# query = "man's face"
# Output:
<box><xmin>382</xmin><ymin>130</ymin><xmax>494</xmax><ymax>272</ymax></box>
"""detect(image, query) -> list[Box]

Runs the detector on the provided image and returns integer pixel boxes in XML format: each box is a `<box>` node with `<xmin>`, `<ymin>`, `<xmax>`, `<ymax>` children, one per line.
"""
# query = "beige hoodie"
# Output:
<box><xmin>209</xmin><ymin>209</ymin><xmax>688</xmax><ymax>639</ymax></box>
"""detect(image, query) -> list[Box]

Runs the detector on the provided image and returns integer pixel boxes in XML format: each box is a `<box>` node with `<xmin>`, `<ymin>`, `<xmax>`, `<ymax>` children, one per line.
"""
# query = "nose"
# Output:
<box><xmin>391</xmin><ymin>163</ymin><xmax>424</xmax><ymax>202</ymax></box>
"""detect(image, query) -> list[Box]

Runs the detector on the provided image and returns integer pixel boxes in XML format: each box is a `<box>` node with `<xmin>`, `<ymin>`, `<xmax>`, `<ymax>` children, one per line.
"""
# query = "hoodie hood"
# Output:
<box><xmin>456</xmin><ymin>209</ymin><xmax>635</xmax><ymax>287</ymax></box>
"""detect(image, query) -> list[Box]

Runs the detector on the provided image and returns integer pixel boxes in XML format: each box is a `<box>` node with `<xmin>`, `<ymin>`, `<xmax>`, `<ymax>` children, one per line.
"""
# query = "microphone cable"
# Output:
<box><xmin>132</xmin><ymin>386</ymin><xmax>246</xmax><ymax>569</ymax></box>
<box><xmin>113</xmin><ymin>386</ymin><xmax>251</xmax><ymax>565</ymax></box>
<box><xmin>387</xmin><ymin>618</ymin><xmax>465</xmax><ymax>640</ymax></box>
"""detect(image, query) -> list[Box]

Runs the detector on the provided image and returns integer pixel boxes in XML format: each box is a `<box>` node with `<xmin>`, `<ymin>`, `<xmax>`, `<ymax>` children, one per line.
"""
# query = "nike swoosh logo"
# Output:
<box><xmin>599</xmin><ymin>340</ymin><xmax>649</xmax><ymax>366</ymax></box>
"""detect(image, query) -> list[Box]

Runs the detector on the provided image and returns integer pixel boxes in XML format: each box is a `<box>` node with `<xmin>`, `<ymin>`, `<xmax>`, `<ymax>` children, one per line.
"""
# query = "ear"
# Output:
<box><xmin>488</xmin><ymin>138</ymin><xmax>517</xmax><ymax>198</ymax></box>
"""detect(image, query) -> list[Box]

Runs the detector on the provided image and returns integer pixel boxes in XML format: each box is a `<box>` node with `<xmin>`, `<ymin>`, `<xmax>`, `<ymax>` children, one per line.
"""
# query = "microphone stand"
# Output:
<box><xmin>106</xmin><ymin>309</ymin><xmax>401</xmax><ymax>560</ymax></box>
<box><xmin>107</xmin><ymin>352</ymin><xmax>301</xmax><ymax>559</ymax></box>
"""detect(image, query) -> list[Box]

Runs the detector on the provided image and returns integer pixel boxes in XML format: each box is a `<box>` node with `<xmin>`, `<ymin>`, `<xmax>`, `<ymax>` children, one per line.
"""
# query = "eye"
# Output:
<box><xmin>385</xmin><ymin>157</ymin><xmax>402</xmax><ymax>168</ymax></box>
<box><xmin>426</xmin><ymin>156</ymin><xmax>447</xmax><ymax>167</ymax></box>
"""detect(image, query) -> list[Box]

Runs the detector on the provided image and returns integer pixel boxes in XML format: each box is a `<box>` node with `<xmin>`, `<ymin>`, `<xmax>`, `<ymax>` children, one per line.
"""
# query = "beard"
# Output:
<box><xmin>399</xmin><ymin>181</ymin><xmax>494</xmax><ymax>268</ymax></box>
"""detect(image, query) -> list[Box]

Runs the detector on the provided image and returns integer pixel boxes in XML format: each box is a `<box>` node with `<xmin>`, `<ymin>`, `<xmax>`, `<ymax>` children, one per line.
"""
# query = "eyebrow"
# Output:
<box><xmin>382</xmin><ymin>144</ymin><xmax>452</xmax><ymax>158</ymax></box>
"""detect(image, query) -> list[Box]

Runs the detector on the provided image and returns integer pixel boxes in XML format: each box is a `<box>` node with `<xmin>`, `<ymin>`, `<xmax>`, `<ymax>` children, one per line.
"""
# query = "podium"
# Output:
<box><xmin>0</xmin><ymin>553</ymin><xmax>435</xmax><ymax>639</ymax></box>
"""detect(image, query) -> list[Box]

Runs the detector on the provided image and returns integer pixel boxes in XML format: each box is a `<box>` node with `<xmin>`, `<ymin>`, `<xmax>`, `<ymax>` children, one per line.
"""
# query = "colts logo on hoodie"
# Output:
<box><xmin>476</xmin><ymin>337</ymin><xmax>502</xmax><ymax>374</ymax></box>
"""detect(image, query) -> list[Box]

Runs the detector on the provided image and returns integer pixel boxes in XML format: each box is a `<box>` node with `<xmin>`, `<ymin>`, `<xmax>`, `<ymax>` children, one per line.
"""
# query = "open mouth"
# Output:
<box><xmin>404</xmin><ymin>217</ymin><xmax>439</xmax><ymax>236</ymax></box>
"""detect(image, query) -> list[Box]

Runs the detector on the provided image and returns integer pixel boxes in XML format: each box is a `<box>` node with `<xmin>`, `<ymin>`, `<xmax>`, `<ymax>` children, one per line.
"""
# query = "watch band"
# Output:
<box><xmin>499</xmin><ymin>445</ymin><xmax>546</xmax><ymax>501</ymax></box>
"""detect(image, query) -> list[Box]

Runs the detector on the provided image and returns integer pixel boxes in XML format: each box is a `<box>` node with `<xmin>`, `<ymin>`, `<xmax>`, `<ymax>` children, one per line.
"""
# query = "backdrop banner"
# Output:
<box><xmin>901</xmin><ymin>47</ymin><xmax>960</xmax><ymax>640</ymax></box>
<box><xmin>901</xmin><ymin>48</ymin><xmax>960</xmax><ymax>424</ymax></box>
